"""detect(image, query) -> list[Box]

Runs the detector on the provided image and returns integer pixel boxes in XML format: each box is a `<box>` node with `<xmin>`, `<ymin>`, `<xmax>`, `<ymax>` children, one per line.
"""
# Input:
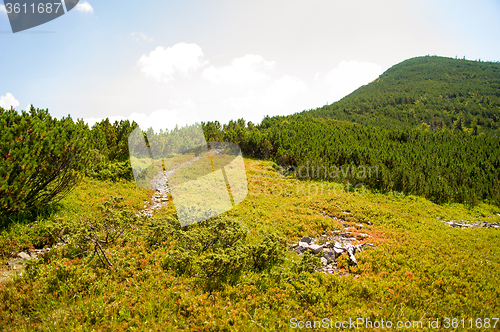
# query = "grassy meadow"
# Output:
<box><xmin>1</xmin><ymin>158</ymin><xmax>499</xmax><ymax>331</ymax></box>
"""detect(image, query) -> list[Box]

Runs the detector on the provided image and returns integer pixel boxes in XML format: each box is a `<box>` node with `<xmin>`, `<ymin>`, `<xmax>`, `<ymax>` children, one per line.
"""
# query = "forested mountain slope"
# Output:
<box><xmin>200</xmin><ymin>58</ymin><xmax>500</xmax><ymax>206</ymax></box>
<box><xmin>303</xmin><ymin>56</ymin><xmax>500</xmax><ymax>134</ymax></box>
<box><xmin>203</xmin><ymin>116</ymin><xmax>500</xmax><ymax>206</ymax></box>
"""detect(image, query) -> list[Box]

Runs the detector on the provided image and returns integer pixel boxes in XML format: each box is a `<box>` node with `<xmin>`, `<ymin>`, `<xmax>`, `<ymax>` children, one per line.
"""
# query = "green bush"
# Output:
<box><xmin>85</xmin><ymin>160</ymin><xmax>134</xmax><ymax>182</ymax></box>
<box><xmin>148</xmin><ymin>216</ymin><xmax>285</xmax><ymax>290</ymax></box>
<box><xmin>0</xmin><ymin>106</ymin><xmax>90</xmax><ymax>215</ymax></box>
<box><xmin>248</xmin><ymin>233</ymin><xmax>286</xmax><ymax>271</ymax></box>
<box><xmin>293</xmin><ymin>251</ymin><xmax>322</xmax><ymax>273</ymax></box>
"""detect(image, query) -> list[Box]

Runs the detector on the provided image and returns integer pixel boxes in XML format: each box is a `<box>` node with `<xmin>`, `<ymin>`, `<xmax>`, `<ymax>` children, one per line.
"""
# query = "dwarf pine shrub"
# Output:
<box><xmin>148</xmin><ymin>215</ymin><xmax>285</xmax><ymax>290</ymax></box>
<box><xmin>0</xmin><ymin>106</ymin><xmax>91</xmax><ymax>215</ymax></box>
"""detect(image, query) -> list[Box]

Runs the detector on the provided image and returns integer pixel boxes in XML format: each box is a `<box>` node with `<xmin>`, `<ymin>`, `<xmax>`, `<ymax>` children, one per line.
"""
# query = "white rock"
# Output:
<box><xmin>347</xmin><ymin>246</ymin><xmax>357</xmax><ymax>264</ymax></box>
<box><xmin>17</xmin><ymin>252</ymin><xmax>31</xmax><ymax>260</ymax></box>
<box><xmin>298</xmin><ymin>241</ymin><xmax>309</xmax><ymax>248</ymax></box>
<box><xmin>321</xmin><ymin>257</ymin><xmax>328</xmax><ymax>266</ymax></box>
<box><xmin>308</xmin><ymin>244</ymin><xmax>324</xmax><ymax>254</ymax></box>
<box><xmin>333</xmin><ymin>247</ymin><xmax>344</xmax><ymax>256</ymax></box>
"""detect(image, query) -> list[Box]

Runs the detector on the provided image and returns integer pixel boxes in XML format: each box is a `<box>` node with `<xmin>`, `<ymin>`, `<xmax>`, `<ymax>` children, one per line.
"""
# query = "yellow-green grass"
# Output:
<box><xmin>0</xmin><ymin>158</ymin><xmax>499</xmax><ymax>331</ymax></box>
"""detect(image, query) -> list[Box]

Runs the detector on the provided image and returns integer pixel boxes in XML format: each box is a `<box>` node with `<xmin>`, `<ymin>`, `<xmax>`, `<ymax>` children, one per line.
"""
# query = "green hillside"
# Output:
<box><xmin>303</xmin><ymin>56</ymin><xmax>500</xmax><ymax>133</ymax></box>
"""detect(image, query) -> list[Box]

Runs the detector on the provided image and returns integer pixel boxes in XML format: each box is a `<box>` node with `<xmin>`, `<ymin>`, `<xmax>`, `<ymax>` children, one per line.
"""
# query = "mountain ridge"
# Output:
<box><xmin>301</xmin><ymin>55</ymin><xmax>500</xmax><ymax>134</ymax></box>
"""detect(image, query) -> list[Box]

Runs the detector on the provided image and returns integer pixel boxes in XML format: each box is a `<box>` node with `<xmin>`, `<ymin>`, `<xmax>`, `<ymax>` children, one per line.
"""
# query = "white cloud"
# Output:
<box><xmin>138</xmin><ymin>43</ymin><xmax>206</xmax><ymax>83</ymax></box>
<box><xmin>0</xmin><ymin>5</ymin><xmax>6</xmax><ymax>13</ymax></box>
<box><xmin>0</xmin><ymin>93</ymin><xmax>20</xmax><ymax>109</ymax></box>
<box><xmin>125</xmin><ymin>46</ymin><xmax>383</xmax><ymax>127</ymax></box>
<box><xmin>169</xmin><ymin>99</ymin><xmax>196</xmax><ymax>108</ymax></box>
<box><xmin>75</xmin><ymin>1</ymin><xmax>94</xmax><ymax>14</ymax></box>
<box><xmin>206</xmin><ymin>74</ymin><xmax>308</xmax><ymax>123</ymax></box>
<box><xmin>84</xmin><ymin>108</ymin><xmax>199</xmax><ymax>133</ymax></box>
<box><xmin>198</xmin><ymin>60</ymin><xmax>383</xmax><ymax>123</ymax></box>
<box><xmin>323</xmin><ymin>60</ymin><xmax>382</xmax><ymax>102</ymax></box>
<box><xmin>130</xmin><ymin>32</ymin><xmax>153</xmax><ymax>42</ymax></box>
<box><xmin>266</xmin><ymin>75</ymin><xmax>308</xmax><ymax>101</ymax></box>
<box><xmin>202</xmin><ymin>54</ymin><xmax>275</xmax><ymax>85</ymax></box>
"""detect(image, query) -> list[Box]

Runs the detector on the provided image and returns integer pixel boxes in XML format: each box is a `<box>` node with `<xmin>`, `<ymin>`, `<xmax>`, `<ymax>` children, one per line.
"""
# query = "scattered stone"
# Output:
<box><xmin>292</xmin><ymin>245</ymin><xmax>307</xmax><ymax>255</ymax></box>
<box><xmin>300</xmin><ymin>236</ymin><xmax>312</xmax><ymax>244</ymax></box>
<box><xmin>340</xmin><ymin>237</ymin><xmax>355</xmax><ymax>242</ymax></box>
<box><xmin>321</xmin><ymin>257</ymin><xmax>328</xmax><ymax>266</ymax></box>
<box><xmin>333</xmin><ymin>247</ymin><xmax>344</xmax><ymax>256</ymax></box>
<box><xmin>324</xmin><ymin>214</ymin><xmax>345</xmax><ymax>223</ymax></box>
<box><xmin>308</xmin><ymin>244</ymin><xmax>324</xmax><ymax>254</ymax></box>
<box><xmin>3</xmin><ymin>245</ymin><xmax>61</xmax><ymax>283</ymax></box>
<box><xmin>438</xmin><ymin>217</ymin><xmax>499</xmax><ymax>229</ymax></box>
<box><xmin>347</xmin><ymin>246</ymin><xmax>357</xmax><ymax>264</ymax></box>
<box><xmin>290</xmin><ymin>231</ymin><xmax>375</xmax><ymax>274</ymax></box>
<box><xmin>17</xmin><ymin>252</ymin><xmax>31</xmax><ymax>260</ymax></box>
<box><xmin>298</xmin><ymin>241</ymin><xmax>309</xmax><ymax>248</ymax></box>
<box><xmin>6</xmin><ymin>258</ymin><xmax>24</xmax><ymax>267</ymax></box>
<box><xmin>323</xmin><ymin>249</ymin><xmax>336</xmax><ymax>263</ymax></box>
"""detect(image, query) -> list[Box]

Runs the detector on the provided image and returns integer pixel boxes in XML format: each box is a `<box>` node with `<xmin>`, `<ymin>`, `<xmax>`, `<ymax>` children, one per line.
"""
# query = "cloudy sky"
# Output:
<box><xmin>1</xmin><ymin>0</ymin><xmax>499</xmax><ymax>131</ymax></box>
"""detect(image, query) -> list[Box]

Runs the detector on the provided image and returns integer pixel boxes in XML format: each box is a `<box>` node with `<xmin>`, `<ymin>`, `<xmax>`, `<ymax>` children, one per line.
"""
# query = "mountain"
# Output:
<box><xmin>199</xmin><ymin>57</ymin><xmax>500</xmax><ymax>206</ymax></box>
<box><xmin>302</xmin><ymin>56</ymin><xmax>500</xmax><ymax>134</ymax></box>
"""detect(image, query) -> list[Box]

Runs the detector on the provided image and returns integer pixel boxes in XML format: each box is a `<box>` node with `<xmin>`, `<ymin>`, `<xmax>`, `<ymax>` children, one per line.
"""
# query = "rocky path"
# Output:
<box><xmin>135</xmin><ymin>169</ymin><xmax>171</xmax><ymax>218</ymax></box>
<box><xmin>135</xmin><ymin>153</ymin><xmax>208</xmax><ymax>218</ymax></box>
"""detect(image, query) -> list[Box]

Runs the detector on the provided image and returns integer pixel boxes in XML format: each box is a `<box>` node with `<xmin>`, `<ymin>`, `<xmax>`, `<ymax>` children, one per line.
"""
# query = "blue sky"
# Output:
<box><xmin>1</xmin><ymin>0</ymin><xmax>499</xmax><ymax>131</ymax></box>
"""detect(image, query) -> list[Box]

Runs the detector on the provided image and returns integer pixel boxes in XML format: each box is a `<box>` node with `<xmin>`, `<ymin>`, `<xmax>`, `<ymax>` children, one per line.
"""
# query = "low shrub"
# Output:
<box><xmin>85</xmin><ymin>160</ymin><xmax>134</xmax><ymax>182</ymax></box>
